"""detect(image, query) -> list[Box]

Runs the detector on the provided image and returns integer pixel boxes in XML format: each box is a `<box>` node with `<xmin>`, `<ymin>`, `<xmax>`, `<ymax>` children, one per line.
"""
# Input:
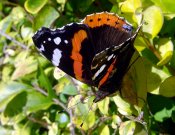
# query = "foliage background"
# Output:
<box><xmin>0</xmin><ymin>0</ymin><xmax>175</xmax><ymax>135</ymax></box>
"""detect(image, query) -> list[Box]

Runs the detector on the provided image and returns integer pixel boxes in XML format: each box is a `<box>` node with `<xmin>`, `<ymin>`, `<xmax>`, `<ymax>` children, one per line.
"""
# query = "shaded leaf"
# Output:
<box><xmin>37</xmin><ymin>62</ymin><xmax>56</xmax><ymax>98</ymax></box>
<box><xmin>159</xmin><ymin>76</ymin><xmax>175</xmax><ymax>97</ymax></box>
<box><xmin>4</xmin><ymin>91</ymin><xmax>27</xmax><ymax>117</ymax></box>
<box><xmin>33</xmin><ymin>5</ymin><xmax>59</xmax><ymax>30</ymax></box>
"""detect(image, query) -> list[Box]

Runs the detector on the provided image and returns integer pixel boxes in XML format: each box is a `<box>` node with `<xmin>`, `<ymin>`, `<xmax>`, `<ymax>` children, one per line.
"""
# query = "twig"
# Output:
<box><xmin>140</xmin><ymin>32</ymin><xmax>162</xmax><ymax>60</ymax></box>
<box><xmin>27</xmin><ymin>116</ymin><xmax>49</xmax><ymax>129</ymax></box>
<box><xmin>88</xmin><ymin>116</ymin><xmax>112</xmax><ymax>135</ymax></box>
<box><xmin>69</xmin><ymin>109</ymin><xmax>76</xmax><ymax>135</ymax></box>
<box><xmin>0</xmin><ymin>29</ymin><xmax>27</xmax><ymax>49</ymax></box>
<box><xmin>33</xmin><ymin>84</ymin><xmax>68</xmax><ymax>112</ymax></box>
<box><xmin>33</xmin><ymin>84</ymin><xmax>76</xmax><ymax>134</ymax></box>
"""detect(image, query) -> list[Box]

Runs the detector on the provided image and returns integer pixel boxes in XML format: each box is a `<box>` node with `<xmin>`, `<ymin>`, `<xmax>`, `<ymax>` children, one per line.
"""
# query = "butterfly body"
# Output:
<box><xmin>32</xmin><ymin>12</ymin><xmax>141</xmax><ymax>102</ymax></box>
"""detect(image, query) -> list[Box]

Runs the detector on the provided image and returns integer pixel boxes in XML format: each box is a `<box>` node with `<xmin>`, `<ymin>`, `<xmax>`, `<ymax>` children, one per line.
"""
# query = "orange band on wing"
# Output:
<box><xmin>83</xmin><ymin>12</ymin><xmax>126</xmax><ymax>30</ymax></box>
<box><xmin>98</xmin><ymin>59</ymin><xmax>117</xmax><ymax>88</ymax></box>
<box><xmin>71</xmin><ymin>30</ymin><xmax>87</xmax><ymax>81</ymax></box>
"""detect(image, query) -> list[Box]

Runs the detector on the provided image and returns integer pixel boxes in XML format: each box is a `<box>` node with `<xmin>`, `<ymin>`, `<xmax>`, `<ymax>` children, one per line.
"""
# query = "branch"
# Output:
<box><xmin>27</xmin><ymin>116</ymin><xmax>49</xmax><ymax>129</ymax></box>
<box><xmin>88</xmin><ymin>116</ymin><xmax>112</xmax><ymax>135</ymax></box>
<box><xmin>0</xmin><ymin>29</ymin><xmax>27</xmax><ymax>49</ymax></box>
<box><xmin>33</xmin><ymin>84</ymin><xmax>76</xmax><ymax>134</ymax></box>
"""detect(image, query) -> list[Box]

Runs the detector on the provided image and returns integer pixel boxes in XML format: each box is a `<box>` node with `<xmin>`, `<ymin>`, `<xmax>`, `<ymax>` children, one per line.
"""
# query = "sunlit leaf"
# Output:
<box><xmin>113</xmin><ymin>95</ymin><xmax>133</xmax><ymax>116</ymax></box>
<box><xmin>151</xmin><ymin>0</ymin><xmax>175</xmax><ymax>13</ymax></box>
<box><xmin>157</xmin><ymin>38</ymin><xmax>173</xmax><ymax>66</ymax></box>
<box><xmin>119</xmin><ymin>121</ymin><xmax>136</xmax><ymax>135</ymax></box>
<box><xmin>97</xmin><ymin>97</ymin><xmax>109</xmax><ymax>115</ymax></box>
<box><xmin>143</xmin><ymin>6</ymin><xmax>163</xmax><ymax>39</ymax></box>
<box><xmin>12</xmin><ymin>55</ymin><xmax>37</xmax><ymax>80</ymax></box>
<box><xmin>100</xmin><ymin>125</ymin><xmax>110</xmax><ymax>135</ymax></box>
<box><xmin>134</xmin><ymin>36</ymin><xmax>147</xmax><ymax>52</ymax></box>
<box><xmin>25</xmin><ymin>0</ymin><xmax>48</xmax><ymax>14</ymax></box>
<box><xmin>68</xmin><ymin>95</ymin><xmax>96</xmax><ymax>130</ymax></box>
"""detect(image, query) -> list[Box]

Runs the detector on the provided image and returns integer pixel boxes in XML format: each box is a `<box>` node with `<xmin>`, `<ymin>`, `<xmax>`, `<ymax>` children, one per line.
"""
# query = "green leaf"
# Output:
<box><xmin>4</xmin><ymin>91</ymin><xmax>27</xmax><ymax>117</ymax></box>
<box><xmin>0</xmin><ymin>16</ymin><xmax>12</xmax><ymax>32</ymax></box>
<box><xmin>120</xmin><ymin>0</ymin><xmax>142</xmax><ymax>13</ymax></box>
<box><xmin>99</xmin><ymin>125</ymin><xmax>110</xmax><ymax>135</ymax></box>
<box><xmin>21</xmin><ymin>25</ymin><xmax>33</xmax><ymax>41</ymax></box>
<box><xmin>2</xmin><ymin>65</ymin><xmax>13</xmax><ymax>82</ymax></box>
<box><xmin>62</xmin><ymin>84</ymin><xmax>78</xmax><ymax>96</ymax></box>
<box><xmin>134</xmin><ymin>36</ymin><xmax>148</xmax><ymax>52</ymax></box>
<box><xmin>97</xmin><ymin>97</ymin><xmax>109</xmax><ymax>115</ymax></box>
<box><xmin>119</xmin><ymin>121</ymin><xmax>136</xmax><ymax>135</ymax></box>
<box><xmin>157</xmin><ymin>38</ymin><xmax>173</xmax><ymax>66</ymax></box>
<box><xmin>170</xmin><ymin>51</ymin><xmax>175</xmax><ymax>69</ymax></box>
<box><xmin>37</xmin><ymin>62</ymin><xmax>56</xmax><ymax>98</ymax></box>
<box><xmin>119</xmin><ymin>0</ymin><xmax>142</xmax><ymax>23</ymax></box>
<box><xmin>12</xmin><ymin>55</ymin><xmax>38</xmax><ymax>80</ymax></box>
<box><xmin>53</xmin><ymin>68</ymin><xmax>65</xmax><ymax>80</ymax></box>
<box><xmin>151</xmin><ymin>0</ymin><xmax>175</xmax><ymax>13</ymax></box>
<box><xmin>24</xmin><ymin>0</ymin><xmax>48</xmax><ymax>14</ymax></box>
<box><xmin>159</xmin><ymin>76</ymin><xmax>175</xmax><ymax>97</ymax></box>
<box><xmin>68</xmin><ymin>95</ymin><xmax>96</xmax><ymax>130</ymax></box>
<box><xmin>0</xmin><ymin>81</ymin><xmax>29</xmax><ymax>109</ymax></box>
<box><xmin>143</xmin><ymin>59</ymin><xmax>171</xmax><ymax>95</ymax></box>
<box><xmin>33</xmin><ymin>5</ymin><xmax>59</xmax><ymax>31</ymax></box>
<box><xmin>10</xmin><ymin>7</ymin><xmax>26</xmax><ymax>25</ymax></box>
<box><xmin>120</xmin><ymin>52</ymin><xmax>147</xmax><ymax>108</ymax></box>
<box><xmin>148</xmin><ymin>94</ymin><xmax>175</xmax><ymax>122</ymax></box>
<box><xmin>113</xmin><ymin>95</ymin><xmax>133</xmax><ymax>116</ymax></box>
<box><xmin>0</xmin><ymin>126</ymin><xmax>13</xmax><ymax>135</ymax></box>
<box><xmin>25</xmin><ymin>90</ymin><xmax>53</xmax><ymax>112</ymax></box>
<box><xmin>143</xmin><ymin>6</ymin><xmax>163</xmax><ymax>39</ymax></box>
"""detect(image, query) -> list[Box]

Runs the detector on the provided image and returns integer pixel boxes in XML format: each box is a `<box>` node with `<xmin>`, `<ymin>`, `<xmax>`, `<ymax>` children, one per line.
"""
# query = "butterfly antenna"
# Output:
<box><xmin>80</xmin><ymin>100</ymin><xmax>94</xmax><ymax>127</ymax></box>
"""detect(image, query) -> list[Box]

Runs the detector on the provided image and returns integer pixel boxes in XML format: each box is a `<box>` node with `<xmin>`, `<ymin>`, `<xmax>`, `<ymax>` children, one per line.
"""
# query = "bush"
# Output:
<box><xmin>0</xmin><ymin>0</ymin><xmax>175</xmax><ymax>134</ymax></box>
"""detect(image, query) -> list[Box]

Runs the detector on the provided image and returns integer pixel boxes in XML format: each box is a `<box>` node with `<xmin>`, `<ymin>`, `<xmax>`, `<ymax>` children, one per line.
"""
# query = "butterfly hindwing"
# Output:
<box><xmin>91</xmin><ymin>22</ymin><xmax>142</xmax><ymax>90</ymax></box>
<box><xmin>82</xmin><ymin>12</ymin><xmax>133</xmax><ymax>54</ymax></box>
<box><xmin>33</xmin><ymin>23</ymin><xmax>95</xmax><ymax>84</ymax></box>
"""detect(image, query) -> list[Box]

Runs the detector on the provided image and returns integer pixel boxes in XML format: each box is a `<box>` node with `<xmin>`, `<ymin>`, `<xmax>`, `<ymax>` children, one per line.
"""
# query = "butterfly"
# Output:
<box><xmin>32</xmin><ymin>12</ymin><xmax>142</xmax><ymax>103</ymax></box>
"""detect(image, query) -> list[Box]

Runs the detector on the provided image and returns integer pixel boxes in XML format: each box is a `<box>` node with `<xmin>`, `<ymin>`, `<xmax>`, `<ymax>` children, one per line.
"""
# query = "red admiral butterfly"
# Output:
<box><xmin>32</xmin><ymin>12</ymin><xmax>142</xmax><ymax>103</ymax></box>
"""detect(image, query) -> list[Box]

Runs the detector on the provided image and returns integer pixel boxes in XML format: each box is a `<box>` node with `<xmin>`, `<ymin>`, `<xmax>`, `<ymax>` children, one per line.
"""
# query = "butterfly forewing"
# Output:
<box><xmin>33</xmin><ymin>23</ymin><xmax>95</xmax><ymax>84</ymax></box>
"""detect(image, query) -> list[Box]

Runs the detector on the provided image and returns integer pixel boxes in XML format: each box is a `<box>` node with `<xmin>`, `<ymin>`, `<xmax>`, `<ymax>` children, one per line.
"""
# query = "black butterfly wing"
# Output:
<box><xmin>91</xmin><ymin>23</ymin><xmax>142</xmax><ymax>90</ymax></box>
<box><xmin>32</xmin><ymin>23</ymin><xmax>95</xmax><ymax>85</ymax></box>
<box><xmin>82</xmin><ymin>12</ymin><xmax>135</xmax><ymax>88</ymax></box>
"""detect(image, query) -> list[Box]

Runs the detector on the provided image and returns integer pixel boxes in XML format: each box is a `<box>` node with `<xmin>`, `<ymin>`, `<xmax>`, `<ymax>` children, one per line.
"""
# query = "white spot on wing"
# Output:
<box><xmin>48</xmin><ymin>38</ymin><xmax>51</xmax><ymax>41</ymax></box>
<box><xmin>54</xmin><ymin>37</ymin><xmax>61</xmax><ymax>45</ymax></box>
<box><xmin>52</xmin><ymin>49</ymin><xmax>62</xmax><ymax>66</ymax></box>
<box><xmin>107</xmin><ymin>54</ymin><xmax>114</xmax><ymax>61</ymax></box>
<box><xmin>64</xmin><ymin>40</ymin><xmax>68</xmax><ymax>44</ymax></box>
<box><xmin>39</xmin><ymin>44</ymin><xmax>45</xmax><ymax>52</ymax></box>
<box><xmin>93</xmin><ymin>64</ymin><xmax>106</xmax><ymax>79</ymax></box>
